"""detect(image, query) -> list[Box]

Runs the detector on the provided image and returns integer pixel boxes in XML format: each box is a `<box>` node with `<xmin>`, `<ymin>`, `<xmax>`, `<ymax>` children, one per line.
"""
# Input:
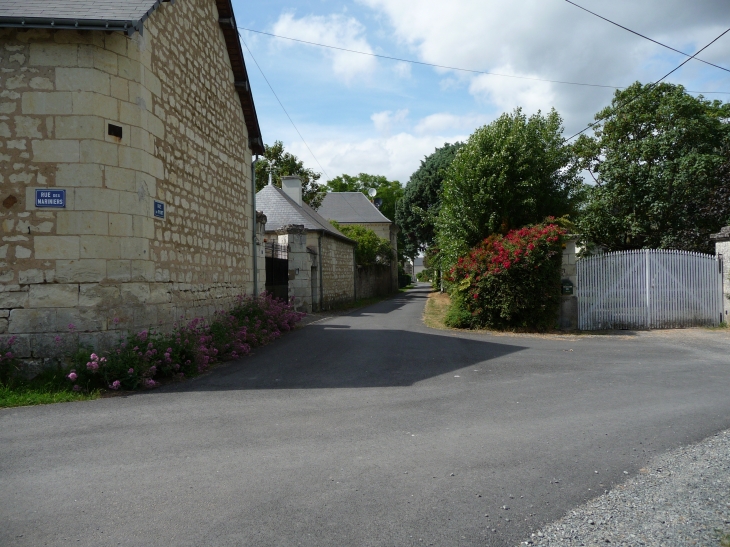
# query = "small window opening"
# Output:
<box><xmin>108</xmin><ymin>123</ymin><xmax>123</xmax><ymax>139</ymax></box>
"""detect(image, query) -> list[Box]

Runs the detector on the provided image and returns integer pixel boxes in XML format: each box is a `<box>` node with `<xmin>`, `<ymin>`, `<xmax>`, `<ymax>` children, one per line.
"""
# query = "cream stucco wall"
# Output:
<box><xmin>0</xmin><ymin>0</ymin><xmax>255</xmax><ymax>360</ymax></box>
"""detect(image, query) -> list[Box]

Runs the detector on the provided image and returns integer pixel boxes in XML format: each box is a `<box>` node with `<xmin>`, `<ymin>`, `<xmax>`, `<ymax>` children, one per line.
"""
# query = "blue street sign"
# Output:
<box><xmin>35</xmin><ymin>189</ymin><xmax>66</xmax><ymax>208</ymax></box>
<box><xmin>154</xmin><ymin>200</ymin><xmax>165</xmax><ymax>219</ymax></box>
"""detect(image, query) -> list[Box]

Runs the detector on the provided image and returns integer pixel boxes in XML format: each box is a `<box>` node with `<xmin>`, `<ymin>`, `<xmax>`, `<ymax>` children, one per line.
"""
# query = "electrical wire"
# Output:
<box><xmin>239</xmin><ymin>26</ymin><xmax>730</xmax><ymax>95</ymax></box>
<box><xmin>564</xmin><ymin>27</ymin><xmax>730</xmax><ymax>143</ymax></box>
<box><xmin>239</xmin><ymin>31</ymin><xmax>330</xmax><ymax>179</ymax></box>
<box><xmin>564</xmin><ymin>0</ymin><xmax>730</xmax><ymax>74</ymax></box>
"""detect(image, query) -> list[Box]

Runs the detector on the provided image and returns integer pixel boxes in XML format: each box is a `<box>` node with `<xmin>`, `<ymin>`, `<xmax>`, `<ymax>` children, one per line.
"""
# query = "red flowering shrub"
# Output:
<box><xmin>444</xmin><ymin>222</ymin><xmax>565</xmax><ymax>330</ymax></box>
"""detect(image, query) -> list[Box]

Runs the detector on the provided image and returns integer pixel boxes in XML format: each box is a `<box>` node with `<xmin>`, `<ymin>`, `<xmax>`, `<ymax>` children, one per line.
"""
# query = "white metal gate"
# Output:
<box><xmin>577</xmin><ymin>249</ymin><xmax>724</xmax><ymax>330</ymax></box>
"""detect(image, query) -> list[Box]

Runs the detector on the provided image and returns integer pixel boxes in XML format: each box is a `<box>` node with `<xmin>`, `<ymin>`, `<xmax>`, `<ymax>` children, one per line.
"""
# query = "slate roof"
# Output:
<box><xmin>256</xmin><ymin>185</ymin><xmax>354</xmax><ymax>244</ymax></box>
<box><xmin>0</xmin><ymin>0</ymin><xmax>264</xmax><ymax>154</ymax></box>
<box><xmin>0</xmin><ymin>0</ymin><xmax>163</xmax><ymax>35</ymax></box>
<box><xmin>318</xmin><ymin>192</ymin><xmax>392</xmax><ymax>224</ymax></box>
<box><xmin>0</xmin><ymin>0</ymin><xmax>158</xmax><ymax>22</ymax></box>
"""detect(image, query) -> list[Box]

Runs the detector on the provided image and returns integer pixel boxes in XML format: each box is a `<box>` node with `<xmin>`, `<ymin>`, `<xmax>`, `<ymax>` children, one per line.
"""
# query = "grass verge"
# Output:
<box><xmin>423</xmin><ymin>291</ymin><xmax>451</xmax><ymax>329</ymax></box>
<box><xmin>1</xmin><ymin>368</ymin><xmax>100</xmax><ymax>409</ymax></box>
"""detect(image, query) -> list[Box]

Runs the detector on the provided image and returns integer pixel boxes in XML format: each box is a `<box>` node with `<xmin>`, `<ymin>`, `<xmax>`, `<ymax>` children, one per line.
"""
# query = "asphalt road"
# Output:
<box><xmin>2</xmin><ymin>284</ymin><xmax>730</xmax><ymax>547</ymax></box>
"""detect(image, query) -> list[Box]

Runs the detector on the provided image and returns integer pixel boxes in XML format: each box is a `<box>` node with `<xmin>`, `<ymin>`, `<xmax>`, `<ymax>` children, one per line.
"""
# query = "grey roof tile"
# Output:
<box><xmin>318</xmin><ymin>192</ymin><xmax>392</xmax><ymax>224</ymax></box>
<box><xmin>0</xmin><ymin>0</ymin><xmax>158</xmax><ymax>22</ymax></box>
<box><xmin>256</xmin><ymin>185</ymin><xmax>354</xmax><ymax>244</ymax></box>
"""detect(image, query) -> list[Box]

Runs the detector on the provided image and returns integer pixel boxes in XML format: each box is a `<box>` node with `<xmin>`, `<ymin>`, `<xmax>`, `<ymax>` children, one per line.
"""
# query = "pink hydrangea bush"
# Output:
<box><xmin>67</xmin><ymin>293</ymin><xmax>304</xmax><ymax>393</ymax></box>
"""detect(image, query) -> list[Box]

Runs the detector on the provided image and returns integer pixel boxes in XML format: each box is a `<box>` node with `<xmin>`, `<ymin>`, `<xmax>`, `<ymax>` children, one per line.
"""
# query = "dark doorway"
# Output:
<box><xmin>265</xmin><ymin>242</ymin><xmax>288</xmax><ymax>301</ymax></box>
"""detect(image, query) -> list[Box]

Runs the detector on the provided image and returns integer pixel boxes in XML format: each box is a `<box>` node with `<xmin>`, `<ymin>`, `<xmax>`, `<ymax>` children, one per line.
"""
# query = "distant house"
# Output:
<box><xmin>413</xmin><ymin>257</ymin><xmax>425</xmax><ymax>280</ymax></box>
<box><xmin>256</xmin><ymin>177</ymin><xmax>356</xmax><ymax>312</ymax></box>
<box><xmin>318</xmin><ymin>192</ymin><xmax>398</xmax><ymax>292</ymax></box>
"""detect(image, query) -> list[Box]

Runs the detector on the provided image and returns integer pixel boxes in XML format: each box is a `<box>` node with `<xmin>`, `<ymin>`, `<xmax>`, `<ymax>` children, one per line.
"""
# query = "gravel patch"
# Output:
<box><xmin>521</xmin><ymin>430</ymin><xmax>730</xmax><ymax>547</ymax></box>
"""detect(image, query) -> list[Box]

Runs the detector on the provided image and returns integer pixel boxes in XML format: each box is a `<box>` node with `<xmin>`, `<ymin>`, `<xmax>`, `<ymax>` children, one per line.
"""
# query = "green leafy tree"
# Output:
<box><xmin>575</xmin><ymin>82</ymin><xmax>730</xmax><ymax>254</ymax></box>
<box><xmin>330</xmin><ymin>221</ymin><xmax>392</xmax><ymax>266</ymax></box>
<box><xmin>255</xmin><ymin>141</ymin><xmax>324</xmax><ymax>209</ymax></box>
<box><xmin>325</xmin><ymin>173</ymin><xmax>403</xmax><ymax>223</ymax></box>
<box><xmin>395</xmin><ymin>142</ymin><xmax>463</xmax><ymax>258</ymax></box>
<box><xmin>436</xmin><ymin>108</ymin><xmax>583</xmax><ymax>269</ymax></box>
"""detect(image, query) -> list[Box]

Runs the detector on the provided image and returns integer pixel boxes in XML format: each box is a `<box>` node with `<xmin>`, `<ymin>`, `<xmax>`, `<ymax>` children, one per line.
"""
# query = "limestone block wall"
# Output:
<box><xmin>715</xmin><ymin>234</ymin><xmax>730</xmax><ymax>322</ymax></box>
<box><xmin>319</xmin><ymin>234</ymin><xmax>355</xmax><ymax>308</ymax></box>
<box><xmin>0</xmin><ymin>0</ymin><xmax>255</xmax><ymax>360</ymax></box>
<box><xmin>356</xmin><ymin>264</ymin><xmax>391</xmax><ymax>300</ymax></box>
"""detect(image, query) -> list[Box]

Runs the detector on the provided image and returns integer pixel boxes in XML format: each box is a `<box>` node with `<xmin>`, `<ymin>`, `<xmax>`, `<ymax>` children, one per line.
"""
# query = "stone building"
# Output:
<box><xmin>0</xmin><ymin>0</ymin><xmax>265</xmax><ymax>360</ymax></box>
<box><xmin>256</xmin><ymin>177</ymin><xmax>356</xmax><ymax>312</ymax></box>
<box><xmin>318</xmin><ymin>191</ymin><xmax>398</xmax><ymax>292</ymax></box>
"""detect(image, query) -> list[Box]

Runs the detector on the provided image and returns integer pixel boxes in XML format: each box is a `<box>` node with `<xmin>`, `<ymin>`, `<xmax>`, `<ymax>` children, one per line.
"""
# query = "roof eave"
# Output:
<box><xmin>0</xmin><ymin>16</ymin><xmax>142</xmax><ymax>36</ymax></box>
<box><xmin>215</xmin><ymin>0</ymin><xmax>264</xmax><ymax>155</ymax></box>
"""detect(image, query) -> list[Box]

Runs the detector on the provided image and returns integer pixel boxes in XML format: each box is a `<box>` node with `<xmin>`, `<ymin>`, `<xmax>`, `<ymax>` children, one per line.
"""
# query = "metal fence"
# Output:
<box><xmin>577</xmin><ymin>249</ymin><xmax>723</xmax><ymax>330</ymax></box>
<box><xmin>265</xmin><ymin>242</ymin><xmax>288</xmax><ymax>259</ymax></box>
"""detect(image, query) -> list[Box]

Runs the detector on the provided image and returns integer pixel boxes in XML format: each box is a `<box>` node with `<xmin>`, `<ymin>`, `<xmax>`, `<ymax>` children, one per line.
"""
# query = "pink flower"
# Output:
<box><xmin>113</xmin><ymin>317</ymin><xmax>120</xmax><ymax>325</ymax></box>
<box><xmin>128</xmin><ymin>368</ymin><xmax>134</xmax><ymax>374</ymax></box>
<box><xmin>100</xmin><ymin>357</ymin><xmax>107</xmax><ymax>363</ymax></box>
<box><xmin>67</xmin><ymin>372</ymin><xmax>78</xmax><ymax>381</ymax></box>
<box><xmin>72</xmin><ymin>385</ymin><xmax>81</xmax><ymax>392</ymax></box>
<box><xmin>68</xmin><ymin>323</ymin><xmax>76</xmax><ymax>332</ymax></box>
<box><xmin>90</xmin><ymin>353</ymin><xmax>98</xmax><ymax>361</ymax></box>
<box><xmin>143</xmin><ymin>378</ymin><xmax>157</xmax><ymax>388</ymax></box>
<box><xmin>109</xmin><ymin>380</ymin><xmax>121</xmax><ymax>390</ymax></box>
<box><xmin>86</xmin><ymin>362</ymin><xmax>98</xmax><ymax>372</ymax></box>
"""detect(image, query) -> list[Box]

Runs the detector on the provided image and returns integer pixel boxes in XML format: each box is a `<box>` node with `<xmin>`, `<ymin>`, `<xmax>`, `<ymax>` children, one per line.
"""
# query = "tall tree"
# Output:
<box><xmin>436</xmin><ymin>108</ymin><xmax>583</xmax><ymax>269</ymax></box>
<box><xmin>575</xmin><ymin>82</ymin><xmax>730</xmax><ymax>254</ymax></box>
<box><xmin>324</xmin><ymin>173</ymin><xmax>403</xmax><ymax>224</ymax></box>
<box><xmin>395</xmin><ymin>142</ymin><xmax>462</xmax><ymax>258</ymax></box>
<box><xmin>255</xmin><ymin>141</ymin><xmax>324</xmax><ymax>209</ymax></box>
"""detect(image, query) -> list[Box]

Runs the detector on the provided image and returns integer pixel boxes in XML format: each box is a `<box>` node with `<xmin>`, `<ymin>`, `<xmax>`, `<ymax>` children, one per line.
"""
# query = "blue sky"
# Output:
<box><xmin>232</xmin><ymin>0</ymin><xmax>730</xmax><ymax>184</ymax></box>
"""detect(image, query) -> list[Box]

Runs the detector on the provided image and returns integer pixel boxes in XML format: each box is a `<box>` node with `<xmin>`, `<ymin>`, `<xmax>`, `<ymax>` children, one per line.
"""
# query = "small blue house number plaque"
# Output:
<box><xmin>153</xmin><ymin>200</ymin><xmax>165</xmax><ymax>219</ymax></box>
<box><xmin>35</xmin><ymin>189</ymin><xmax>66</xmax><ymax>208</ymax></box>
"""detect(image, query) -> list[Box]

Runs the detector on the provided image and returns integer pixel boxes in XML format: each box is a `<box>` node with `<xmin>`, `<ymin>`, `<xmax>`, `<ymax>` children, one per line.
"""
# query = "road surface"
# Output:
<box><xmin>2</xmin><ymin>284</ymin><xmax>729</xmax><ymax>546</ymax></box>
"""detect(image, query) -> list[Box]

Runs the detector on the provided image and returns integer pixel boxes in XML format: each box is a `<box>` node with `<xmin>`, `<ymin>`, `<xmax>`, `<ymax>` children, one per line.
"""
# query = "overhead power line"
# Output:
<box><xmin>565</xmin><ymin>0</ymin><xmax>730</xmax><ymax>74</ymax></box>
<box><xmin>564</xmin><ymin>27</ymin><xmax>730</xmax><ymax>143</ymax></box>
<box><xmin>238</xmin><ymin>32</ymin><xmax>330</xmax><ymax>179</ymax></box>
<box><xmin>239</xmin><ymin>26</ymin><xmax>730</xmax><ymax>95</ymax></box>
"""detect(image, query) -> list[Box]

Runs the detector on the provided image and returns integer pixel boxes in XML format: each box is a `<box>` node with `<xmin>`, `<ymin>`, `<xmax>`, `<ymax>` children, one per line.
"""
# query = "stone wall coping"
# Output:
<box><xmin>711</xmin><ymin>226</ymin><xmax>730</xmax><ymax>242</ymax></box>
<box><xmin>276</xmin><ymin>224</ymin><xmax>306</xmax><ymax>235</ymax></box>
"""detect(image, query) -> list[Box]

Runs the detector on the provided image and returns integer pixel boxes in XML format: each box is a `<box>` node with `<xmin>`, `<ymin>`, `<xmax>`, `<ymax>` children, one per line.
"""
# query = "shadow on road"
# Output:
<box><xmin>163</xmin><ymin>326</ymin><xmax>527</xmax><ymax>392</ymax></box>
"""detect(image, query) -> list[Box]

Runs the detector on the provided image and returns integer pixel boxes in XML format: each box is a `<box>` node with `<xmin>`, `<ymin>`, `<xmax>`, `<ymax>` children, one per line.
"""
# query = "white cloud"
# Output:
<box><xmin>357</xmin><ymin>0</ymin><xmax>730</xmax><ymax>132</ymax></box>
<box><xmin>281</xmin><ymin>121</ymin><xmax>468</xmax><ymax>183</ymax></box>
<box><xmin>414</xmin><ymin>112</ymin><xmax>490</xmax><ymax>135</ymax></box>
<box><xmin>371</xmin><ymin>109</ymin><xmax>409</xmax><ymax>135</ymax></box>
<box><xmin>468</xmin><ymin>67</ymin><xmax>556</xmax><ymax>116</ymax></box>
<box><xmin>272</xmin><ymin>13</ymin><xmax>377</xmax><ymax>84</ymax></box>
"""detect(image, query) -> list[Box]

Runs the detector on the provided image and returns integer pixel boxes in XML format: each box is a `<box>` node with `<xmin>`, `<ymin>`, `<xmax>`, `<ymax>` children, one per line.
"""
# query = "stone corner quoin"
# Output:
<box><xmin>0</xmin><ymin>0</ymin><xmax>261</xmax><ymax>361</ymax></box>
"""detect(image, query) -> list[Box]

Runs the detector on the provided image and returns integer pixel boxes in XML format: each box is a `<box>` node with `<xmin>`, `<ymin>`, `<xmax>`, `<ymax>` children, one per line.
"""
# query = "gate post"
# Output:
<box><xmin>645</xmin><ymin>249</ymin><xmax>651</xmax><ymax>328</ymax></box>
<box><xmin>559</xmin><ymin>236</ymin><xmax>579</xmax><ymax>330</ymax></box>
<box><xmin>277</xmin><ymin>224</ymin><xmax>313</xmax><ymax>313</ymax></box>
<box><xmin>712</xmin><ymin>226</ymin><xmax>730</xmax><ymax>323</ymax></box>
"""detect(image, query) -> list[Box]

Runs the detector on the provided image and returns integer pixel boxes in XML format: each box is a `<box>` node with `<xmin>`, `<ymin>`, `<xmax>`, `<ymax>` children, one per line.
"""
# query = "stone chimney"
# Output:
<box><xmin>281</xmin><ymin>176</ymin><xmax>302</xmax><ymax>207</ymax></box>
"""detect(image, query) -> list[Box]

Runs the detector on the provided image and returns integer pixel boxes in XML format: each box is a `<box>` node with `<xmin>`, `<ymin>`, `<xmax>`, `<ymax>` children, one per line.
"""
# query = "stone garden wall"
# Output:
<box><xmin>0</xmin><ymin>0</ymin><xmax>255</xmax><ymax>362</ymax></box>
<box><xmin>319</xmin><ymin>234</ymin><xmax>355</xmax><ymax>309</ymax></box>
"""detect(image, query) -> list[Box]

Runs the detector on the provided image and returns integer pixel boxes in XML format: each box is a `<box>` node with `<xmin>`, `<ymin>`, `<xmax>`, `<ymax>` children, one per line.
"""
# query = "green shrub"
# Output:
<box><xmin>445</xmin><ymin>222</ymin><xmax>565</xmax><ymax>331</ymax></box>
<box><xmin>330</xmin><ymin>221</ymin><xmax>392</xmax><ymax>266</ymax></box>
<box><xmin>443</xmin><ymin>293</ymin><xmax>475</xmax><ymax>328</ymax></box>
